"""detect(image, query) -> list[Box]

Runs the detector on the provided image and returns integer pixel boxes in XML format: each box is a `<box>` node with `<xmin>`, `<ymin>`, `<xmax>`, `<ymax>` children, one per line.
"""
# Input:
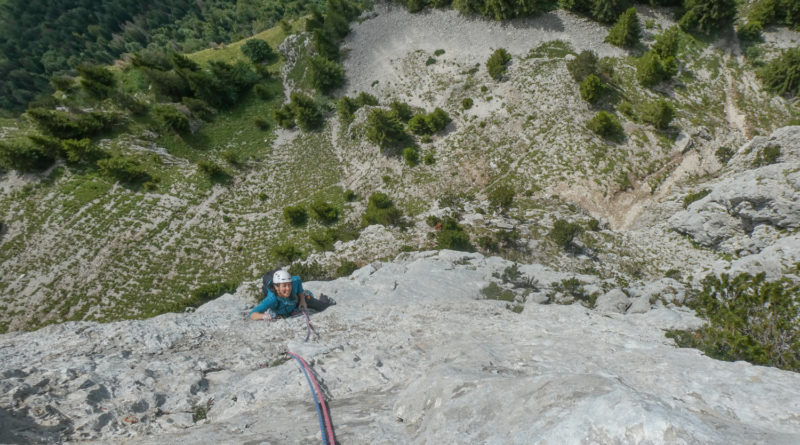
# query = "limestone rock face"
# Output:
<box><xmin>670</xmin><ymin>126</ymin><xmax>800</xmax><ymax>254</ymax></box>
<box><xmin>2</xmin><ymin>251</ymin><xmax>800</xmax><ymax>444</ymax></box>
<box><xmin>595</xmin><ymin>288</ymin><xmax>630</xmax><ymax>314</ymax></box>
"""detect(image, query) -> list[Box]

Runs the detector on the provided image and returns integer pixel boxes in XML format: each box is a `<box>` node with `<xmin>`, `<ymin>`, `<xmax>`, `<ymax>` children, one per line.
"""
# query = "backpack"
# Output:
<box><xmin>262</xmin><ymin>268</ymin><xmax>282</xmax><ymax>297</ymax></box>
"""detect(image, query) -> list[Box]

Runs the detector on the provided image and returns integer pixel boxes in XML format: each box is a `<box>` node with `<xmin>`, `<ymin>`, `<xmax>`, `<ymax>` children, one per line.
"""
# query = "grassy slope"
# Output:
<box><xmin>0</xmin><ymin>17</ymin><xmax>349</xmax><ymax>332</ymax></box>
<box><xmin>1</xmin><ymin>8</ymin><xmax>799</xmax><ymax>333</ymax></box>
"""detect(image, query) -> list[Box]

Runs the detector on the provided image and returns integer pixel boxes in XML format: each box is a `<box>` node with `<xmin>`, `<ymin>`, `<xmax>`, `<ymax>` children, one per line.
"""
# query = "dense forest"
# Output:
<box><xmin>0</xmin><ymin>0</ymin><xmax>321</xmax><ymax>113</ymax></box>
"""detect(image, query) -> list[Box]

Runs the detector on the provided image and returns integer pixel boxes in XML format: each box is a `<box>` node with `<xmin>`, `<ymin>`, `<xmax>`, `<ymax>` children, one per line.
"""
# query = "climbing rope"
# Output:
<box><xmin>302</xmin><ymin>309</ymin><xmax>312</xmax><ymax>342</ymax></box>
<box><xmin>287</xmin><ymin>350</ymin><xmax>336</xmax><ymax>445</ymax></box>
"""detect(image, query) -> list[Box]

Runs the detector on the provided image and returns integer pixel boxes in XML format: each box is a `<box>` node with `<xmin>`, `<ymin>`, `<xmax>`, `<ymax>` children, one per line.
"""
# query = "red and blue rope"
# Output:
<box><xmin>287</xmin><ymin>351</ymin><xmax>335</xmax><ymax>445</ymax></box>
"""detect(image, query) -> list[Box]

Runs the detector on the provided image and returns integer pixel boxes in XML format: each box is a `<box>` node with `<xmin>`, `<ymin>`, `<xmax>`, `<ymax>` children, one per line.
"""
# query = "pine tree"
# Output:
<box><xmin>605</xmin><ymin>7</ymin><xmax>641</xmax><ymax>48</ymax></box>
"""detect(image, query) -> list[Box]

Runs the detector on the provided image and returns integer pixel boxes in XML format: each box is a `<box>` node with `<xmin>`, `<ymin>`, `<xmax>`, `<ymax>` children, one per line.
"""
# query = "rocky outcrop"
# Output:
<box><xmin>2</xmin><ymin>251</ymin><xmax>800</xmax><ymax>444</ymax></box>
<box><xmin>670</xmin><ymin>126</ymin><xmax>800</xmax><ymax>255</ymax></box>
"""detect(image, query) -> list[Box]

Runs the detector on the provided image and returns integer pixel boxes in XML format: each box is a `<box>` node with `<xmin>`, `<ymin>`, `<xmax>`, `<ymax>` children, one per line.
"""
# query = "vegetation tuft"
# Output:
<box><xmin>666</xmin><ymin>273</ymin><xmax>800</xmax><ymax>372</ymax></box>
<box><xmin>486</xmin><ymin>48</ymin><xmax>512</xmax><ymax>80</ymax></box>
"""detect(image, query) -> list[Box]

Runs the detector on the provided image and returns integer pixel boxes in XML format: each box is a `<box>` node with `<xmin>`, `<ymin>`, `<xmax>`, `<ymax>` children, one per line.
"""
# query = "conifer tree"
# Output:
<box><xmin>605</xmin><ymin>7</ymin><xmax>641</xmax><ymax>48</ymax></box>
<box><xmin>679</xmin><ymin>0</ymin><xmax>737</xmax><ymax>33</ymax></box>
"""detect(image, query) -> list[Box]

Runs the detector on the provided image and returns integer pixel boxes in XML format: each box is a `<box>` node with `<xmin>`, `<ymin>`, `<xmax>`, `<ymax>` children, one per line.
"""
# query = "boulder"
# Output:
<box><xmin>594</xmin><ymin>288</ymin><xmax>630</xmax><ymax>314</ymax></box>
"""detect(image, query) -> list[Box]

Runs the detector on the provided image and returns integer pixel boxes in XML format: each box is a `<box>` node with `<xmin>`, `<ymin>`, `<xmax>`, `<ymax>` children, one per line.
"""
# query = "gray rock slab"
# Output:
<box><xmin>595</xmin><ymin>288</ymin><xmax>631</xmax><ymax>314</ymax></box>
<box><xmin>2</xmin><ymin>251</ymin><xmax>800</xmax><ymax>444</ymax></box>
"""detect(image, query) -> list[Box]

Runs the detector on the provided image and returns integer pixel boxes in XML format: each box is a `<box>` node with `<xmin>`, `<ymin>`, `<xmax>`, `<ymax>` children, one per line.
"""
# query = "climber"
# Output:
<box><xmin>250</xmin><ymin>269</ymin><xmax>335</xmax><ymax>321</ymax></box>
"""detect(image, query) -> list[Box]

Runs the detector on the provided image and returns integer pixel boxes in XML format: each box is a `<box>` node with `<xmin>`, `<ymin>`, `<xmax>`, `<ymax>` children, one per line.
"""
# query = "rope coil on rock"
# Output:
<box><xmin>287</xmin><ymin>350</ymin><xmax>335</xmax><ymax>445</ymax></box>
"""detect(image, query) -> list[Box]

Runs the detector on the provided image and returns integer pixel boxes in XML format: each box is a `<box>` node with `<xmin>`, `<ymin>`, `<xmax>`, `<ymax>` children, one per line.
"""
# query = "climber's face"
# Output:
<box><xmin>274</xmin><ymin>281</ymin><xmax>292</xmax><ymax>298</ymax></box>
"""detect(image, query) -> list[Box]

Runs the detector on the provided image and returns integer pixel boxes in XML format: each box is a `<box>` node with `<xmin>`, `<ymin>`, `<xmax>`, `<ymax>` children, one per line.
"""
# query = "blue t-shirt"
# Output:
<box><xmin>250</xmin><ymin>276</ymin><xmax>304</xmax><ymax>317</ymax></box>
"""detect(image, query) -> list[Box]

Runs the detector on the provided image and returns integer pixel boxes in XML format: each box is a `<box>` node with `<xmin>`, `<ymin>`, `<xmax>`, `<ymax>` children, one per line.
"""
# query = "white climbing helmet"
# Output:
<box><xmin>273</xmin><ymin>270</ymin><xmax>292</xmax><ymax>284</ymax></box>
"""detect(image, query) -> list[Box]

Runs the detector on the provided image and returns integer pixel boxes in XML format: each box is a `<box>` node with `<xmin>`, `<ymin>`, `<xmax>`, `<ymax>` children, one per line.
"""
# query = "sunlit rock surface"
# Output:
<box><xmin>2</xmin><ymin>251</ymin><xmax>800</xmax><ymax>444</ymax></box>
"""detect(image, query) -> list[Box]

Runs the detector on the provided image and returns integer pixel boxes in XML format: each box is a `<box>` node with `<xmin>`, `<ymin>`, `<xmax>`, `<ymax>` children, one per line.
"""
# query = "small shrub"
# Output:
<box><xmin>426</xmin><ymin>56</ymin><xmax>436</xmax><ymax>66</ymax></box>
<box><xmin>197</xmin><ymin>160</ymin><xmax>230</xmax><ymax>182</ymax></box>
<box><xmin>715</xmin><ymin>146</ymin><xmax>734</xmax><ymax>165</ymax></box>
<box><xmin>462</xmin><ymin>97</ymin><xmax>473</xmax><ymax>109</ymax></box>
<box><xmin>436</xmin><ymin>217</ymin><xmax>474</xmax><ymax>252</ymax></box>
<box><xmin>182</xmin><ymin>97</ymin><xmax>216</xmax><ymax>121</ymax></box>
<box><xmin>152</xmin><ymin>105</ymin><xmax>190</xmax><ymax>133</ymax></box>
<box><xmin>478</xmin><ymin>236</ymin><xmax>499</xmax><ymax>252</ymax></box>
<box><xmin>605</xmin><ymin>7</ymin><xmax>641</xmax><ymax>48</ymax></box>
<box><xmin>666</xmin><ymin>272</ymin><xmax>800</xmax><ymax>372</ymax></box>
<box><xmin>389</xmin><ymin>100</ymin><xmax>414</xmax><ymax>122</ymax></box>
<box><xmin>290</xmin><ymin>93</ymin><xmax>323</xmax><ymax>131</ymax></box>
<box><xmin>77</xmin><ymin>63</ymin><xmax>116</xmax><ymax>99</ymax></box>
<box><xmin>0</xmin><ymin>140</ymin><xmax>55</xmax><ymax>172</ymax></box>
<box><xmin>425</xmin><ymin>107</ymin><xmax>451</xmax><ymax>132</ymax></box>
<box><xmin>309</xmin><ymin>56</ymin><xmax>345</xmax><ymax>94</ymax></box>
<box><xmin>61</xmin><ymin>138</ymin><xmax>105</xmax><ymax>163</ymax></box>
<box><xmin>481</xmin><ymin>282</ymin><xmax>515</xmax><ymax>301</ymax></box>
<box><xmin>496</xmin><ymin>229</ymin><xmax>522</xmax><ymax>250</ymax></box>
<box><xmin>553</xmin><ymin>277</ymin><xmax>596</xmax><ymax>307</ymax></box>
<box><xmin>423</xmin><ymin>153</ymin><xmax>435</xmax><ymax>165</ymax></box>
<box><xmin>758</xmin><ymin>48</ymin><xmax>800</xmax><ymax>98</ymax></box>
<box><xmin>273</xmin><ymin>105</ymin><xmax>296</xmax><ymax>128</ymax></box>
<box><xmin>310</xmin><ymin>199</ymin><xmax>340</xmax><ymax>224</ymax></box>
<box><xmin>587</xmin><ymin>111</ymin><xmax>624</xmax><ymax>141</ymax></box>
<box><xmin>617</xmin><ymin>171</ymin><xmax>632</xmax><ymax>190</ymax></box>
<box><xmin>310</xmin><ymin>229</ymin><xmax>337</xmax><ymax>250</ymax></box>
<box><xmin>408</xmin><ymin>114</ymin><xmax>431</xmax><ymax>135</ymax></box>
<box><xmin>641</xmin><ymin>99</ymin><xmax>675</xmax><ymax>129</ymax></box>
<box><xmin>652</xmin><ymin>26</ymin><xmax>682</xmax><ymax>59</ymax></box>
<box><xmin>344</xmin><ymin>189</ymin><xmax>357</xmax><ymax>201</ymax></box>
<box><xmin>363</xmin><ymin>192</ymin><xmax>403</xmax><ymax>226</ymax></box>
<box><xmin>403</xmin><ymin>146</ymin><xmax>419</xmax><ymax>166</ymax></box>
<box><xmin>408</xmin><ymin>0</ymin><xmax>426</xmax><ymax>13</ymax></box>
<box><xmin>587</xmin><ymin>218</ymin><xmax>600</xmax><ymax>231</ymax></box>
<box><xmin>188</xmin><ymin>281</ymin><xmax>238</xmax><ymax>308</ymax></box>
<box><xmin>752</xmin><ymin>145</ymin><xmax>781</xmax><ymax>166</ymax></box>
<box><xmin>549</xmin><ymin>219</ymin><xmax>583</xmax><ymax>248</ymax></box>
<box><xmin>683</xmin><ymin>189</ymin><xmax>711</xmax><ymax>208</ymax></box>
<box><xmin>679</xmin><ymin>0</ymin><xmax>737</xmax><ymax>34</ymax></box>
<box><xmin>579</xmin><ymin>74</ymin><xmax>604</xmax><ymax>104</ymax></box>
<box><xmin>356</xmin><ymin>92</ymin><xmax>379</xmax><ymax>106</ymax></box>
<box><xmin>50</xmin><ymin>75</ymin><xmax>74</xmax><ymax>92</ymax></box>
<box><xmin>221</xmin><ymin>150</ymin><xmax>241</xmax><ymax>165</ymax></box>
<box><xmin>426</xmin><ymin>215</ymin><xmax>442</xmax><ymax>227</ymax></box>
<box><xmin>434</xmin><ymin>49</ymin><xmax>445</xmax><ymax>56</ymax></box>
<box><xmin>366</xmin><ymin>109</ymin><xmax>408</xmax><ymax>149</ymax></box>
<box><xmin>254</xmin><ymin>117</ymin><xmax>271</xmax><ymax>130</ymax></box>
<box><xmin>97</xmin><ymin>155</ymin><xmax>152</xmax><ymax>184</ymax></box>
<box><xmin>336</xmin><ymin>261</ymin><xmax>359</xmax><ymax>277</ymax></box>
<box><xmin>617</xmin><ymin>101</ymin><xmax>635</xmax><ymax>118</ymax></box>
<box><xmin>636</xmin><ymin>51</ymin><xmax>676</xmax><ymax>87</ymax></box>
<box><xmin>486</xmin><ymin>48</ymin><xmax>512</xmax><ymax>80</ymax></box>
<box><xmin>592</xmin><ymin>0</ymin><xmax>630</xmax><ymax>24</ymax></box>
<box><xmin>288</xmin><ymin>261</ymin><xmax>331</xmax><ymax>281</ymax></box>
<box><xmin>737</xmin><ymin>21</ymin><xmax>763</xmax><ymax>43</ymax></box>
<box><xmin>284</xmin><ymin>205</ymin><xmax>308</xmax><ymax>226</ymax></box>
<box><xmin>331</xmin><ymin>222</ymin><xmax>361</xmax><ymax>243</ymax></box>
<box><xmin>25</xmin><ymin>108</ymin><xmax>119</xmax><ymax>139</ymax></box>
<box><xmin>273</xmin><ymin>243</ymin><xmax>303</xmax><ymax>264</ymax></box>
<box><xmin>241</xmin><ymin>39</ymin><xmax>278</xmax><ymax>64</ymax></box>
<box><xmin>337</xmin><ymin>96</ymin><xmax>358</xmax><ymax>123</ymax></box>
<box><xmin>567</xmin><ymin>50</ymin><xmax>598</xmax><ymax>82</ymax></box>
<box><xmin>559</xmin><ymin>0</ymin><xmax>593</xmax><ymax>15</ymax></box>
<box><xmin>254</xmin><ymin>83</ymin><xmax>279</xmax><ymax>100</ymax></box>
<box><xmin>488</xmin><ymin>185</ymin><xmax>514</xmax><ymax>211</ymax></box>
